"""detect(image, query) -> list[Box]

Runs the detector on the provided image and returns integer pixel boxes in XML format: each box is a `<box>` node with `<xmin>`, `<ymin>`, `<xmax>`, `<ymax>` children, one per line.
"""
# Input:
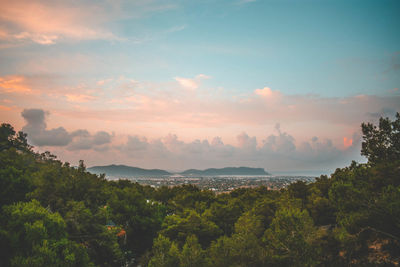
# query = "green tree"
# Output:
<box><xmin>148</xmin><ymin>235</ymin><xmax>180</xmax><ymax>267</ymax></box>
<box><xmin>203</xmin><ymin>199</ymin><xmax>243</xmax><ymax>236</ymax></box>
<box><xmin>288</xmin><ymin>180</ymin><xmax>310</xmax><ymax>209</ymax></box>
<box><xmin>0</xmin><ymin>123</ymin><xmax>31</xmax><ymax>152</ymax></box>
<box><xmin>208</xmin><ymin>213</ymin><xmax>265</xmax><ymax>267</ymax></box>
<box><xmin>160</xmin><ymin>209</ymin><xmax>222</xmax><ymax>248</ymax></box>
<box><xmin>108</xmin><ymin>185</ymin><xmax>166</xmax><ymax>260</ymax></box>
<box><xmin>64</xmin><ymin>201</ymin><xmax>124</xmax><ymax>267</ymax></box>
<box><xmin>0</xmin><ymin>148</ymin><xmax>36</xmax><ymax>207</ymax></box>
<box><xmin>328</xmin><ymin>162</ymin><xmax>400</xmax><ymax>264</ymax></box>
<box><xmin>361</xmin><ymin>112</ymin><xmax>400</xmax><ymax>164</ymax></box>
<box><xmin>179</xmin><ymin>235</ymin><xmax>207</xmax><ymax>267</ymax></box>
<box><xmin>263</xmin><ymin>207</ymin><xmax>320</xmax><ymax>267</ymax></box>
<box><xmin>0</xmin><ymin>200</ymin><xmax>91</xmax><ymax>267</ymax></box>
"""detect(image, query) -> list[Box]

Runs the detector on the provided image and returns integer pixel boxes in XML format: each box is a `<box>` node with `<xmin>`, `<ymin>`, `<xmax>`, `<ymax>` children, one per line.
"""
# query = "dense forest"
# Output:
<box><xmin>0</xmin><ymin>114</ymin><xmax>399</xmax><ymax>266</ymax></box>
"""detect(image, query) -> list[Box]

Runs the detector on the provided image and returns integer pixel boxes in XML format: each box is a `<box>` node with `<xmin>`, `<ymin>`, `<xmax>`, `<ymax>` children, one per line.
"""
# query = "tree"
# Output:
<box><xmin>148</xmin><ymin>235</ymin><xmax>180</xmax><ymax>267</ymax></box>
<box><xmin>160</xmin><ymin>209</ymin><xmax>222</xmax><ymax>248</ymax></box>
<box><xmin>361</xmin><ymin>112</ymin><xmax>400</xmax><ymax>164</ymax></box>
<box><xmin>263</xmin><ymin>208</ymin><xmax>320</xmax><ymax>267</ymax></box>
<box><xmin>288</xmin><ymin>180</ymin><xmax>310</xmax><ymax>209</ymax></box>
<box><xmin>0</xmin><ymin>200</ymin><xmax>92</xmax><ymax>267</ymax></box>
<box><xmin>0</xmin><ymin>148</ymin><xmax>36</xmax><ymax>207</ymax></box>
<box><xmin>0</xmin><ymin>123</ymin><xmax>31</xmax><ymax>152</ymax></box>
<box><xmin>63</xmin><ymin>201</ymin><xmax>124</xmax><ymax>267</ymax></box>
<box><xmin>203</xmin><ymin>200</ymin><xmax>243</xmax><ymax>236</ymax></box>
<box><xmin>328</xmin><ymin>162</ymin><xmax>400</xmax><ymax>265</ymax></box>
<box><xmin>179</xmin><ymin>235</ymin><xmax>207</xmax><ymax>267</ymax></box>
<box><xmin>108</xmin><ymin>185</ymin><xmax>166</xmax><ymax>260</ymax></box>
<box><xmin>208</xmin><ymin>213</ymin><xmax>266</xmax><ymax>267</ymax></box>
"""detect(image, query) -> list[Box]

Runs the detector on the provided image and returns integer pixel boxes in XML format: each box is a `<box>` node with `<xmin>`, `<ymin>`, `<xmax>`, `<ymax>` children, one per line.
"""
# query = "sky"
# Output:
<box><xmin>0</xmin><ymin>0</ymin><xmax>399</xmax><ymax>175</ymax></box>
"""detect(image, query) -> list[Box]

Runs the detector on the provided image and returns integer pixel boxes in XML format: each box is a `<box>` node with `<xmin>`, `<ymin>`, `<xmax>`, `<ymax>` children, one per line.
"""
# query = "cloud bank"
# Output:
<box><xmin>112</xmin><ymin>124</ymin><xmax>361</xmax><ymax>174</ymax></box>
<box><xmin>19</xmin><ymin>108</ymin><xmax>363</xmax><ymax>174</ymax></box>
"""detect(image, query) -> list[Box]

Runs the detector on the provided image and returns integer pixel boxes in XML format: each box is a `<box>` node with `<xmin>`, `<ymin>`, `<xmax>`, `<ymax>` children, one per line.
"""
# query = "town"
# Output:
<box><xmin>116</xmin><ymin>175</ymin><xmax>316</xmax><ymax>193</ymax></box>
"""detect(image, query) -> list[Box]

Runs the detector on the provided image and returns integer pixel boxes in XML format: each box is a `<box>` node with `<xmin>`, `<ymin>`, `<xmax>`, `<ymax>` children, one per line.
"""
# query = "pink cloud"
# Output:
<box><xmin>0</xmin><ymin>75</ymin><xmax>32</xmax><ymax>94</ymax></box>
<box><xmin>0</xmin><ymin>0</ymin><xmax>118</xmax><ymax>45</ymax></box>
<box><xmin>40</xmin><ymin>80</ymin><xmax>398</xmax><ymax>143</ymax></box>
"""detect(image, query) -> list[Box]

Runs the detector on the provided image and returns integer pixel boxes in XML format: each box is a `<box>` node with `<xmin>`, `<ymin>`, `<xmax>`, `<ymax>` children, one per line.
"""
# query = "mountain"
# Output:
<box><xmin>88</xmin><ymin>165</ymin><xmax>269</xmax><ymax>178</ymax></box>
<box><xmin>179</xmin><ymin>167</ymin><xmax>269</xmax><ymax>176</ymax></box>
<box><xmin>88</xmin><ymin>164</ymin><xmax>171</xmax><ymax>177</ymax></box>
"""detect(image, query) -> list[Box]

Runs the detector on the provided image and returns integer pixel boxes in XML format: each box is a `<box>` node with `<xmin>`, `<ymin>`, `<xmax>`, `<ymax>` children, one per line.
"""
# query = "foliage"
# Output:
<box><xmin>0</xmin><ymin>123</ymin><xmax>31</xmax><ymax>152</ymax></box>
<box><xmin>147</xmin><ymin>235</ymin><xmax>180</xmax><ymax>267</ymax></box>
<box><xmin>263</xmin><ymin>208</ymin><xmax>320</xmax><ymax>266</ymax></box>
<box><xmin>361</xmin><ymin>112</ymin><xmax>400</xmax><ymax>164</ymax></box>
<box><xmin>160</xmin><ymin>209</ymin><xmax>222</xmax><ymax>248</ymax></box>
<box><xmin>208</xmin><ymin>213</ymin><xmax>266</xmax><ymax>267</ymax></box>
<box><xmin>0</xmin><ymin>200</ymin><xmax>92</xmax><ymax>267</ymax></box>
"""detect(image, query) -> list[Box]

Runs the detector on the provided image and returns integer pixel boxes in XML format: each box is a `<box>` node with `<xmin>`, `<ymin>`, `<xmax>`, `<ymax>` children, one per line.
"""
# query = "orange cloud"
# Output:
<box><xmin>0</xmin><ymin>75</ymin><xmax>32</xmax><ymax>93</ymax></box>
<box><xmin>0</xmin><ymin>0</ymin><xmax>118</xmax><ymax>45</ymax></box>
<box><xmin>65</xmin><ymin>94</ymin><xmax>96</xmax><ymax>103</ymax></box>
<box><xmin>343</xmin><ymin>137</ymin><xmax>353</xmax><ymax>148</ymax></box>
<box><xmin>0</xmin><ymin>105</ymin><xmax>12</xmax><ymax>111</ymax></box>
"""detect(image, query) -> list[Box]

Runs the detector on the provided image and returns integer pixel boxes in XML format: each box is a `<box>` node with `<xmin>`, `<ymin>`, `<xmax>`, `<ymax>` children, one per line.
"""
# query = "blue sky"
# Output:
<box><xmin>2</xmin><ymin>0</ymin><xmax>399</xmax><ymax>95</ymax></box>
<box><xmin>0</xmin><ymin>0</ymin><xmax>399</xmax><ymax>174</ymax></box>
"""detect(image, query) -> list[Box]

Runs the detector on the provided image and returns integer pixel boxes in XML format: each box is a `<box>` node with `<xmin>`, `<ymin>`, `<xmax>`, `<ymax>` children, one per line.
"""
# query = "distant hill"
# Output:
<box><xmin>88</xmin><ymin>164</ymin><xmax>171</xmax><ymax>177</ymax></box>
<box><xmin>88</xmin><ymin>165</ymin><xmax>269</xmax><ymax>178</ymax></box>
<box><xmin>180</xmin><ymin>167</ymin><xmax>269</xmax><ymax>176</ymax></box>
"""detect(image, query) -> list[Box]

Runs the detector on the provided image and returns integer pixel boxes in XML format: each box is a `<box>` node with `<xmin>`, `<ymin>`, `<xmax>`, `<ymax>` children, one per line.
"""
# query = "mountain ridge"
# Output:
<box><xmin>180</xmin><ymin>167</ymin><xmax>269</xmax><ymax>176</ymax></box>
<box><xmin>88</xmin><ymin>164</ymin><xmax>269</xmax><ymax>177</ymax></box>
<box><xmin>88</xmin><ymin>164</ymin><xmax>171</xmax><ymax>177</ymax></box>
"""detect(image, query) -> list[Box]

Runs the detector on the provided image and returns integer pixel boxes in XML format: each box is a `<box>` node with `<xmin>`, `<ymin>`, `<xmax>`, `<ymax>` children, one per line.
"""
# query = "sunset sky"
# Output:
<box><xmin>1</xmin><ymin>0</ymin><xmax>399</xmax><ymax>174</ymax></box>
